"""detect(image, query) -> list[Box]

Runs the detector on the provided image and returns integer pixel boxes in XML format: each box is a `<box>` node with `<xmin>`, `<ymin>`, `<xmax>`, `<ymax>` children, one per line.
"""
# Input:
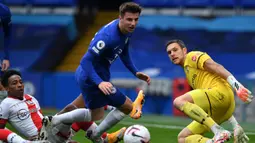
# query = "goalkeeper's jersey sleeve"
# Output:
<box><xmin>183</xmin><ymin>51</ymin><xmax>229</xmax><ymax>89</ymax></box>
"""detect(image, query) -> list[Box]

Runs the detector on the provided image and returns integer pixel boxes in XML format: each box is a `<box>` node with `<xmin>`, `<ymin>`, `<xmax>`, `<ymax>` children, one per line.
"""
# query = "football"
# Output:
<box><xmin>123</xmin><ymin>125</ymin><xmax>150</xmax><ymax>143</ymax></box>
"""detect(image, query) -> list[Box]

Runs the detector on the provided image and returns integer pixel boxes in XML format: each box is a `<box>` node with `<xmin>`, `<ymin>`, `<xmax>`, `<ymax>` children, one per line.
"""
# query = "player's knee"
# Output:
<box><xmin>178</xmin><ymin>137</ymin><xmax>185</xmax><ymax>143</ymax></box>
<box><xmin>174</xmin><ymin>94</ymin><xmax>192</xmax><ymax>110</ymax></box>
<box><xmin>57</xmin><ymin>104</ymin><xmax>78</xmax><ymax>115</ymax></box>
<box><xmin>71</xmin><ymin>94</ymin><xmax>85</xmax><ymax>108</ymax></box>
<box><xmin>177</xmin><ymin>132</ymin><xmax>187</xmax><ymax>143</ymax></box>
<box><xmin>173</xmin><ymin>97</ymin><xmax>184</xmax><ymax>109</ymax></box>
<box><xmin>65</xmin><ymin>104</ymin><xmax>78</xmax><ymax>112</ymax></box>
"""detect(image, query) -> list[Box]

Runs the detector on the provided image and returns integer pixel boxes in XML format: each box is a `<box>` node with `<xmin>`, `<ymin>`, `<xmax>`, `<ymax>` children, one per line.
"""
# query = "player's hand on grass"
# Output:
<box><xmin>1</xmin><ymin>59</ymin><xmax>10</xmax><ymax>71</ymax></box>
<box><xmin>136</xmin><ymin>72</ymin><xmax>151</xmax><ymax>85</ymax></box>
<box><xmin>98</xmin><ymin>81</ymin><xmax>114</xmax><ymax>95</ymax></box>
<box><xmin>234</xmin><ymin>125</ymin><xmax>249</xmax><ymax>143</ymax></box>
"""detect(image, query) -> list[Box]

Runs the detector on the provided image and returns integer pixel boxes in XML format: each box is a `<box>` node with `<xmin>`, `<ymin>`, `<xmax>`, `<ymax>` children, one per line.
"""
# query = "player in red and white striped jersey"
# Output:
<box><xmin>0</xmin><ymin>69</ymin><xmax>125</xmax><ymax>143</ymax></box>
<box><xmin>0</xmin><ymin>94</ymin><xmax>43</xmax><ymax>139</ymax></box>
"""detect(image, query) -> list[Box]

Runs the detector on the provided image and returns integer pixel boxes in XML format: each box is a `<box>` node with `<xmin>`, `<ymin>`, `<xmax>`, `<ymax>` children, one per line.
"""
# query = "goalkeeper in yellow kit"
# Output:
<box><xmin>166</xmin><ymin>39</ymin><xmax>253</xmax><ymax>143</ymax></box>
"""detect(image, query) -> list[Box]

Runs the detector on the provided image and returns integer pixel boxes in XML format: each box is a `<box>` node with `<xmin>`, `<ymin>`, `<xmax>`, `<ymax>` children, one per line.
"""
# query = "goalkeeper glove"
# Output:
<box><xmin>234</xmin><ymin>125</ymin><xmax>249</xmax><ymax>143</ymax></box>
<box><xmin>227</xmin><ymin>75</ymin><xmax>253</xmax><ymax>103</ymax></box>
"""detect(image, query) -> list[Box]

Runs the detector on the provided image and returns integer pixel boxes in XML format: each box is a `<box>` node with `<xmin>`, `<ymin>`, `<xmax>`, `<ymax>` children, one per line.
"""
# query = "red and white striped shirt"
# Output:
<box><xmin>0</xmin><ymin>94</ymin><xmax>43</xmax><ymax>138</ymax></box>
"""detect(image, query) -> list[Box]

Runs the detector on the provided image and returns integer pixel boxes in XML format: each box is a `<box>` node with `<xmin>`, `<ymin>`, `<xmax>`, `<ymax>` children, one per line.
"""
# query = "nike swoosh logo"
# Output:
<box><xmin>132</xmin><ymin>132</ymin><xmax>144</xmax><ymax>138</ymax></box>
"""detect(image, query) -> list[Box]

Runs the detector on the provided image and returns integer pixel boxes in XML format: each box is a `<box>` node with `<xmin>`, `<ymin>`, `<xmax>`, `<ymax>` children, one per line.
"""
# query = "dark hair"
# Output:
<box><xmin>1</xmin><ymin>69</ymin><xmax>22</xmax><ymax>87</ymax></box>
<box><xmin>165</xmin><ymin>39</ymin><xmax>186</xmax><ymax>50</ymax></box>
<box><xmin>119</xmin><ymin>2</ymin><xmax>142</xmax><ymax>17</ymax></box>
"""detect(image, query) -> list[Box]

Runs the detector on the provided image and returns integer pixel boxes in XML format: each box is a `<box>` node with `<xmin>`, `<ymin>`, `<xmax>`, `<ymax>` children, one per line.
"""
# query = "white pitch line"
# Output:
<box><xmin>120</xmin><ymin>121</ymin><xmax>255</xmax><ymax>135</ymax></box>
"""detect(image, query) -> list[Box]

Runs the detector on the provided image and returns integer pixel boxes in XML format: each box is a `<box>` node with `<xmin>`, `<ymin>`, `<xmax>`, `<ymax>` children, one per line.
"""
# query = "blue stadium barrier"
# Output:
<box><xmin>42</xmin><ymin>72</ymin><xmax>81</xmax><ymax>108</ymax></box>
<box><xmin>22</xmin><ymin>72</ymin><xmax>44</xmax><ymax>104</ymax></box>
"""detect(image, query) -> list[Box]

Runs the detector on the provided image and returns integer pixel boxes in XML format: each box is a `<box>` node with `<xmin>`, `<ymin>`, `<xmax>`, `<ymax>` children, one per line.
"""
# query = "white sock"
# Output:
<box><xmin>206</xmin><ymin>139</ymin><xmax>213</xmax><ymax>143</ymax></box>
<box><xmin>211</xmin><ymin>124</ymin><xmax>222</xmax><ymax>134</ymax></box>
<box><xmin>87</xmin><ymin>122</ymin><xmax>98</xmax><ymax>132</ymax></box>
<box><xmin>228</xmin><ymin>115</ymin><xmax>239</xmax><ymax>129</ymax></box>
<box><xmin>7</xmin><ymin>133</ymin><xmax>27</xmax><ymax>143</ymax></box>
<box><xmin>93</xmin><ymin>109</ymin><xmax>125</xmax><ymax>138</ymax></box>
<box><xmin>54</xmin><ymin>123</ymin><xmax>71</xmax><ymax>135</ymax></box>
<box><xmin>52</xmin><ymin>108</ymin><xmax>91</xmax><ymax>125</ymax></box>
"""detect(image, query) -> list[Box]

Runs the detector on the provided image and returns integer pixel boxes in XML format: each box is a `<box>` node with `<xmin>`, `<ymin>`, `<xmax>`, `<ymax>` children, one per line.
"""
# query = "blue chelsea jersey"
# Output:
<box><xmin>79</xmin><ymin>19</ymin><xmax>138</xmax><ymax>85</ymax></box>
<box><xmin>85</xmin><ymin>19</ymin><xmax>131</xmax><ymax>65</ymax></box>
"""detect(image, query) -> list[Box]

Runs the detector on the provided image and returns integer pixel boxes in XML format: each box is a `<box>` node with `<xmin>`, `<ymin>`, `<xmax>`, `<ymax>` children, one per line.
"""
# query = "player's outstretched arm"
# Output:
<box><xmin>120</xmin><ymin>44</ymin><xmax>151</xmax><ymax>85</ymax></box>
<box><xmin>120</xmin><ymin>43</ymin><xmax>139</xmax><ymax>75</ymax></box>
<box><xmin>204</xmin><ymin>58</ymin><xmax>253</xmax><ymax>103</ymax></box>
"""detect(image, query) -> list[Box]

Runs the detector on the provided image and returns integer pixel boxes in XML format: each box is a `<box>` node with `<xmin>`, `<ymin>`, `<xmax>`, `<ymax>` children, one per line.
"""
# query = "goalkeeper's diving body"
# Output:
<box><xmin>166</xmin><ymin>39</ymin><xmax>253</xmax><ymax>143</ymax></box>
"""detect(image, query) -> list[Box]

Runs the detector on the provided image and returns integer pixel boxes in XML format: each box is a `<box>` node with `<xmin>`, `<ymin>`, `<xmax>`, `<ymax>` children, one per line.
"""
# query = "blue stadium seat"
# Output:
<box><xmin>240</xmin><ymin>0</ymin><xmax>255</xmax><ymax>8</ymax></box>
<box><xmin>5</xmin><ymin>0</ymin><xmax>27</xmax><ymax>5</ymax></box>
<box><xmin>134</xmin><ymin>0</ymin><xmax>183</xmax><ymax>8</ymax></box>
<box><xmin>184</xmin><ymin>0</ymin><xmax>212</xmax><ymax>7</ymax></box>
<box><xmin>213</xmin><ymin>0</ymin><xmax>237</xmax><ymax>8</ymax></box>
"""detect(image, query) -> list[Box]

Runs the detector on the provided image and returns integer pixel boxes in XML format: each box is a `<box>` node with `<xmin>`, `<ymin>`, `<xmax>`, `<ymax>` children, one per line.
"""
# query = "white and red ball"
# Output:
<box><xmin>124</xmin><ymin>124</ymin><xmax>150</xmax><ymax>143</ymax></box>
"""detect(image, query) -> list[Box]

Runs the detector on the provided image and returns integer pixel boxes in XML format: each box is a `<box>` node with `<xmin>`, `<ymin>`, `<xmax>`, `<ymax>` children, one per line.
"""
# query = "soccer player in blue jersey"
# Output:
<box><xmin>45</xmin><ymin>2</ymin><xmax>151</xmax><ymax>143</ymax></box>
<box><xmin>0</xmin><ymin>4</ymin><xmax>11</xmax><ymax>92</ymax></box>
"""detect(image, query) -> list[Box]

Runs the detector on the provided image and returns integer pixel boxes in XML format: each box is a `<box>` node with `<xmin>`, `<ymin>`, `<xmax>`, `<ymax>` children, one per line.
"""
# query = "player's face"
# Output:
<box><xmin>6</xmin><ymin>75</ymin><xmax>24</xmax><ymax>99</ymax></box>
<box><xmin>119</xmin><ymin>12</ymin><xmax>140</xmax><ymax>33</ymax></box>
<box><xmin>166</xmin><ymin>43</ymin><xmax>187</xmax><ymax>66</ymax></box>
